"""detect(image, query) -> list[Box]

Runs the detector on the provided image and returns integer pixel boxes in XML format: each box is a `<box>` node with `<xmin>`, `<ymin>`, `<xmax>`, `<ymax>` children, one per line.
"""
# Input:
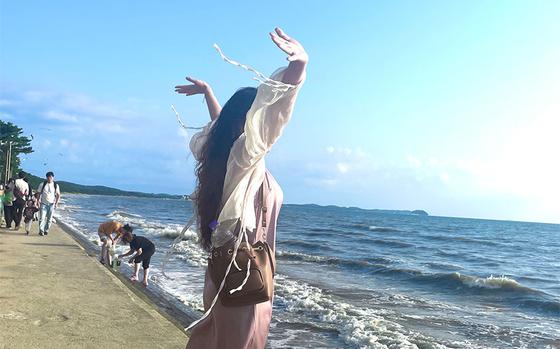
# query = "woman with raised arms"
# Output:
<box><xmin>175</xmin><ymin>28</ymin><xmax>308</xmax><ymax>349</ymax></box>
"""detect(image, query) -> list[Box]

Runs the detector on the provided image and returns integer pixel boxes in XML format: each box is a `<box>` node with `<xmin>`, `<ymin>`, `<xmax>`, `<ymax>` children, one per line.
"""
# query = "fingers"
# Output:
<box><xmin>270</xmin><ymin>32</ymin><xmax>293</xmax><ymax>54</ymax></box>
<box><xmin>174</xmin><ymin>85</ymin><xmax>197</xmax><ymax>95</ymax></box>
<box><xmin>185</xmin><ymin>76</ymin><xmax>198</xmax><ymax>84</ymax></box>
<box><xmin>275</xmin><ymin>27</ymin><xmax>292</xmax><ymax>42</ymax></box>
<box><xmin>269</xmin><ymin>31</ymin><xmax>283</xmax><ymax>46</ymax></box>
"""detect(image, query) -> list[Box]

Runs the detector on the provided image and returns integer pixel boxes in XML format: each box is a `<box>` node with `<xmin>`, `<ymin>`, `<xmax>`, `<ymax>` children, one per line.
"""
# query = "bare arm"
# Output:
<box><xmin>175</xmin><ymin>77</ymin><xmax>222</xmax><ymax>121</ymax></box>
<box><xmin>203</xmin><ymin>85</ymin><xmax>221</xmax><ymax>121</ymax></box>
<box><xmin>127</xmin><ymin>248</ymin><xmax>143</xmax><ymax>264</ymax></box>
<box><xmin>54</xmin><ymin>185</ymin><xmax>61</xmax><ymax>208</ymax></box>
<box><xmin>118</xmin><ymin>248</ymin><xmax>134</xmax><ymax>259</ymax></box>
<box><xmin>269</xmin><ymin>27</ymin><xmax>308</xmax><ymax>85</ymax></box>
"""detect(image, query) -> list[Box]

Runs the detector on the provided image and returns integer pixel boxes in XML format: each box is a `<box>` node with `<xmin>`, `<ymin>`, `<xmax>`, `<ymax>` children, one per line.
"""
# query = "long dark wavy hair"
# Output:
<box><xmin>196</xmin><ymin>87</ymin><xmax>258</xmax><ymax>251</ymax></box>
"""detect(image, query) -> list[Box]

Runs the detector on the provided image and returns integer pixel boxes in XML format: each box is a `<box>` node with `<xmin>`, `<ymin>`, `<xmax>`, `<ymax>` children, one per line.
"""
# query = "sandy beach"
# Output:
<box><xmin>0</xmin><ymin>222</ymin><xmax>188</xmax><ymax>349</ymax></box>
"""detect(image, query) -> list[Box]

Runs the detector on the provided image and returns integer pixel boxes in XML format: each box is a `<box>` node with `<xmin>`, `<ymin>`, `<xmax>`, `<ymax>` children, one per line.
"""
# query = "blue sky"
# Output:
<box><xmin>1</xmin><ymin>1</ymin><xmax>559</xmax><ymax>223</ymax></box>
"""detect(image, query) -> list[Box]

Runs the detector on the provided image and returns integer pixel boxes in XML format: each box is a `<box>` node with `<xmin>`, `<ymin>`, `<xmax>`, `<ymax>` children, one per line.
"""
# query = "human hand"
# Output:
<box><xmin>269</xmin><ymin>27</ymin><xmax>308</xmax><ymax>63</ymax></box>
<box><xmin>175</xmin><ymin>77</ymin><xmax>211</xmax><ymax>96</ymax></box>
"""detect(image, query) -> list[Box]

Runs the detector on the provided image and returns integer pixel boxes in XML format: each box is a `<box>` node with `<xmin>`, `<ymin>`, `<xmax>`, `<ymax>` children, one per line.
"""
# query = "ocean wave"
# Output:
<box><xmin>416</xmin><ymin>272</ymin><xmax>538</xmax><ymax>293</ymax></box>
<box><xmin>308</xmin><ymin>227</ymin><xmax>343</xmax><ymax>234</ymax></box>
<box><xmin>458</xmin><ymin>274</ymin><xmax>526</xmax><ymax>290</ymax></box>
<box><xmin>106</xmin><ymin>210</ymin><xmax>177</xmax><ymax>235</ymax></box>
<box><xmin>341</xmin><ymin>223</ymin><xmax>404</xmax><ymax>234</ymax></box>
<box><xmin>370</xmin><ymin>238</ymin><xmax>414</xmax><ymax>248</ymax></box>
<box><xmin>152</xmin><ymin>272</ymin><xmax>205</xmax><ymax>312</ymax></box>
<box><xmin>278</xmin><ymin>251</ymin><xmax>559</xmax><ymax>315</ymax></box>
<box><xmin>281</xmin><ymin>239</ymin><xmax>336</xmax><ymax>252</ymax></box>
<box><xmin>369</xmin><ymin>226</ymin><xmax>402</xmax><ymax>233</ymax></box>
<box><xmin>424</xmin><ymin>234</ymin><xmax>501</xmax><ymax>247</ymax></box>
<box><xmin>518</xmin><ymin>298</ymin><xmax>560</xmax><ymax>315</ymax></box>
<box><xmin>342</xmin><ymin>223</ymin><xmax>371</xmax><ymax>231</ymax></box>
<box><xmin>277</xmin><ymin>251</ymin><xmax>394</xmax><ymax>270</ymax></box>
<box><xmin>411</xmin><ymin>272</ymin><xmax>560</xmax><ymax>313</ymax></box>
<box><xmin>108</xmin><ymin>210</ymin><xmax>142</xmax><ymax>219</ymax></box>
<box><xmin>274</xmin><ymin>274</ymin><xmax>482</xmax><ymax>349</ymax></box>
<box><xmin>276</xmin><ymin>251</ymin><xmax>426</xmax><ymax>277</ymax></box>
<box><xmin>173</xmin><ymin>232</ymin><xmax>207</xmax><ymax>267</ymax></box>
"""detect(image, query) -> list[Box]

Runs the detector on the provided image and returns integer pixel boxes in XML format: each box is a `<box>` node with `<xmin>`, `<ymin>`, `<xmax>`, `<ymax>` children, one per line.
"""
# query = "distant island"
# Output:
<box><xmin>26</xmin><ymin>173</ymin><xmax>182</xmax><ymax>199</ymax></box>
<box><xmin>295</xmin><ymin>204</ymin><xmax>428</xmax><ymax>216</ymax></box>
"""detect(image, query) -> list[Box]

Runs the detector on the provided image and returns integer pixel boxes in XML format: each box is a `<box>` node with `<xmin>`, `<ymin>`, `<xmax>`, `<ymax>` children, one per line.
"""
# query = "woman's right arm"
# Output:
<box><xmin>269</xmin><ymin>27</ymin><xmax>308</xmax><ymax>85</ymax></box>
<box><xmin>241</xmin><ymin>28</ymin><xmax>308</xmax><ymax>159</ymax></box>
<box><xmin>175</xmin><ymin>77</ymin><xmax>222</xmax><ymax>121</ymax></box>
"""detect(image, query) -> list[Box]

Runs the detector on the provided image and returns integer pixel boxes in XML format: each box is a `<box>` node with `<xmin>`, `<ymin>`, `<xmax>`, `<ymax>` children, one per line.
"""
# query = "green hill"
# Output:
<box><xmin>26</xmin><ymin>173</ymin><xmax>182</xmax><ymax>199</ymax></box>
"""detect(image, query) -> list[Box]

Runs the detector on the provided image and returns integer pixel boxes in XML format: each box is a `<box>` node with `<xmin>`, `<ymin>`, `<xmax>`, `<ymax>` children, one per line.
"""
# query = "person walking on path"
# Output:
<box><xmin>97</xmin><ymin>220</ymin><xmax>128</xmax><ymax>265</ymax></box>
<box><xmin>175</xmin><ymin>27</ymin><xmax>307</xmax><ymax>349</ymax></box>
<box><xmin>23</xmin><ymin>197</ymin><xmax>39</xmax><ymax>235</ymax></box>
<box><xmin>13</xmin><ymin>171</ymin><xmax>30</xmax><ymax>230</ymax></box>
<box><xmin>0</xmin><ymin>184</ymin><xmax>5</xmax><ymax>227</ymax></box>
<box><xmin>37</xmin><ymin>171</ymin><xmax>61</xmax><ymax>236</ymax></box>
<box><xmin>3</xmin><ymin>179</ymin><xmax>15</xmax><ymax>229</ymax></box>
<box><xmin>119</xmin><ymin>229</ymin><xmax>156</xmax><ymax>288</ymax></box>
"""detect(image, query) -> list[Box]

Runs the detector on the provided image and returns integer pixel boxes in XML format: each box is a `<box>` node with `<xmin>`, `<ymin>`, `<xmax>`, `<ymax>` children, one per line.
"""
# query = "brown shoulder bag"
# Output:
<box><xmin>208</xmin><ymin>180</ymin><xmax>276</xmax><ymax>307</ymax></box>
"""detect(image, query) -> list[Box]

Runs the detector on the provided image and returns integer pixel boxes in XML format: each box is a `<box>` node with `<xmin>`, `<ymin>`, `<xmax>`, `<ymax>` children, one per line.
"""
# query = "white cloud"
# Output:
<box><xmin>336</xmin><ymin>162</ymin><xmax>349</xmax><ymax>174</ymax></box>
<box><xmin>44</xmin><ymin>110</ymin><xmax>78</xmax><ymax>122</ymax></box>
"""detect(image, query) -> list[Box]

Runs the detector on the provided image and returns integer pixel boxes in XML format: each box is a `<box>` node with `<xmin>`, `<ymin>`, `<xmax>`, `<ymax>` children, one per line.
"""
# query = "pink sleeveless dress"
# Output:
<box><xmin>186</xmin><ymin>172</ymin><xmax>282</xmax><ymax>349</ymax></box>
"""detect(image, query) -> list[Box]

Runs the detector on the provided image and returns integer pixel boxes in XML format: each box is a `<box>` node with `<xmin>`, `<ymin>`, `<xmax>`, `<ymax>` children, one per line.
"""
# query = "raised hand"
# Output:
<box><xmin>269</xmin><ymin>27</ymin><xmax>308</xmax><ymax>63</ymax></box>
<box><xmin>175</xmin><ymin>77</ymin><xmax>210</xmax><ymax>96</ymax></box>
<box><xmin>174</xmin><ymin>76</ymin><xmax>222</xmax><ymax>120</ymax></box>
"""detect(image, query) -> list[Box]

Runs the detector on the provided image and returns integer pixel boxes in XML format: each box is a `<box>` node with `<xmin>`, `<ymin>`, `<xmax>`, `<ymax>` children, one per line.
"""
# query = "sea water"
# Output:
<box><xmin>55</xmin><ymin>194</ymin><xmax>559</xmax><ymax>348</ymax></box>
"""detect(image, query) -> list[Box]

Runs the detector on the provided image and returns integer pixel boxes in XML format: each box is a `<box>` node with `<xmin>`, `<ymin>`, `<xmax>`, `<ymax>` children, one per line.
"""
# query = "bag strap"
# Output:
<box><xmin>41</xmin><ymin>181</ymin><xmax>58</xmax><ymax>193</ymax></box>
<box><xmin>261</xmin><ymin>174</ymin><xmax>268</xmax><ymax>228</ymax></box>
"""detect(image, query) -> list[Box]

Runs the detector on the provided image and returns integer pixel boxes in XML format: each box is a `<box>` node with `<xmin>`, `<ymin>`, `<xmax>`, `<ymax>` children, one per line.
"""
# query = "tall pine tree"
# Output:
<box><xmin>0</xmin><ymin>121</ymin><xmax>34</xmax><ymax>181</ymax></box>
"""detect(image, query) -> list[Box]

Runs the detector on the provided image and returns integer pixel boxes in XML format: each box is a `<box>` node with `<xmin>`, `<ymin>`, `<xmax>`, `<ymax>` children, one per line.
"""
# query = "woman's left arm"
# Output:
<box><xmin>175</xmin><ymin>77</ymin><xmax>222</xmax><ymax>121</ymax></box>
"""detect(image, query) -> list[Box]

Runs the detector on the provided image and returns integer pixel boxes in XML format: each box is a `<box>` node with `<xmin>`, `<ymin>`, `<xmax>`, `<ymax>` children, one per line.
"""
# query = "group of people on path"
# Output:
<box><xmin>1</xmin><ymin>170</ymin><xmax>156</xmax><ymax>288</ymax></box>
<box><xmin>0</xmin><ymin>171</ymin><xmax>60</xmax><ymax>236</ymax></box>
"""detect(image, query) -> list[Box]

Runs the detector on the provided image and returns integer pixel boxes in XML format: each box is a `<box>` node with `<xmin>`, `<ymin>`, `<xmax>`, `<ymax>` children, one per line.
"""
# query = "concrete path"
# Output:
<box><xmin>0</xmin><ymin>223</ymin><xmax>188</xmax><ymax>349</ymax></box>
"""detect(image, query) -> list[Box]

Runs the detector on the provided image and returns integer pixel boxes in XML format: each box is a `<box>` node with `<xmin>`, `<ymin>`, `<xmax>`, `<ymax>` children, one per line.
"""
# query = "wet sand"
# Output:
<box><xmin>0</xmin><ymin>223</ymin><xmax>188</xmax><ymax>349</ymax></box>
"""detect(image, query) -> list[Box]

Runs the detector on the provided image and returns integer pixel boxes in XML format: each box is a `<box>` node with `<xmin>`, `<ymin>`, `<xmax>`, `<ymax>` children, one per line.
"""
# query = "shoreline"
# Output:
<box><xmin>55</xmin><ymin>219</ymin><xmax>200</xmax><ymax>331</ymax></box>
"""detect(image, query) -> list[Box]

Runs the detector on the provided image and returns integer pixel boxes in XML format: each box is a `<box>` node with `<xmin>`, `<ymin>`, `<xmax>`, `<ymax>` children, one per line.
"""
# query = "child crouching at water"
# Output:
<box><xmin>23</xmin><ymin>197</ymin><xmax>39</xmax><ymax>235</ymax></box>
<box><xmin>118</xmin><ymin>229</ymin><xmax>156</xmax><ymax>287</ymax></box>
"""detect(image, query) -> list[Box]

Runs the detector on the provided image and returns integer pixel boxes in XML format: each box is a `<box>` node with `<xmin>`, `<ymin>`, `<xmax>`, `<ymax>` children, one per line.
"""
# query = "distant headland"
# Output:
<box><xmin>26</xmin><ymin>173</ymin><xmax>182</xmax><ymax>199</ymax></box>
